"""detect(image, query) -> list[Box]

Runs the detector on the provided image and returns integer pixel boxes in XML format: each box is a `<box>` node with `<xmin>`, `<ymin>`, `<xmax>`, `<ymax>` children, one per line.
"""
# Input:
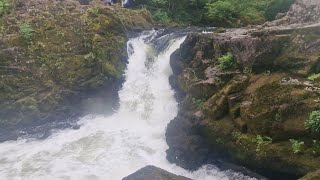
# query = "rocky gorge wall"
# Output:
<box><xmin>166</xmin><ymin>0</ymin><xmax>320</xmax><ymax>179</ymax></box>
<box><xmin>0</xmin><ymin>0</ymin><xmax>152</xmax><ymax>129</ymax></box>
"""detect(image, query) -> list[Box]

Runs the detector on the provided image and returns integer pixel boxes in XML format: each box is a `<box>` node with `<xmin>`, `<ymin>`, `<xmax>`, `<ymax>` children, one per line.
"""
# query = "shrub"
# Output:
<box><xmin>152</xmin><ymin>10</ymin><xmax>170</xmax><ymax>23</ymax></box>
<box><xmin>217</xmin><ymin>52</ymin><xmax>235</xmax><ymax>70</ymax></box>
<box><xmin>289</xmin><ymin>139</ymin><xmax>304</xmax><ymax>154</ymax></box>
<box><xmin>205</xmin><ymin>1</ymin><xmax>237</xmax><ymax>24</ymax></box>
<box><xmin>19</xmin><ymin>23</ymin><xmax>34</xmax><ymax>42</ymax></box>
<box><xmin>0</xmin><ymin>0</ymin><xmax>9</xmax><ymax>16</ymax></box>
<box><xmin>305</xmin><ymin>110</ymin><xmax>320</xmax><ymax>133</ymax></box>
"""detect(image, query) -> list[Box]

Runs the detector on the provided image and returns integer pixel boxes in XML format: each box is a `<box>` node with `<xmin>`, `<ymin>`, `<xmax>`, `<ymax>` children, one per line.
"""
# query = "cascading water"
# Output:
<box><xmin>0</xmin><ymin>31</ymin><xmax>254</xmax><ymax>180</ymax></box>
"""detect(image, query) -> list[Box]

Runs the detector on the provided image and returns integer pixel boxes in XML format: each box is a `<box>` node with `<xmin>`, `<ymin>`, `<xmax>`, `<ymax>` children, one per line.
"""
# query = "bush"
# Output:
<box><xmin>19</xmin><ymin>23</ymin><xmax>34</xmax><ymax>42</ymax></box>
<box><xmin>206</xmin><ymin>1</ymin><xmax>237</xmax><ymax>25</ymax></box>
<box><xmin>289</xmin><ymin>139</ymin><xmax>304</xmax><ymax>154</ymax></box>
<box><xmin>152</xmin><ymin>10</ymin><xmax>170</xmax><ymax>23</ymax></box>
<box><xmin>0</xmin><ymin>0</ymin><xmax>9</xmax><ymax>16</ymax></box>
<box><xmin>205</xmin><ymin>0</ymin><xmax>294</xmax><ymax>26</ymax></box>
<box><xmin>217</xmin><ymin>52</ymin><xmax>235</xmax><ymax>70</ymax></box>
<box><xmin>305</xmin><ymin>110</ymin><xmax>320</xmax><ymax>133</ymax></box>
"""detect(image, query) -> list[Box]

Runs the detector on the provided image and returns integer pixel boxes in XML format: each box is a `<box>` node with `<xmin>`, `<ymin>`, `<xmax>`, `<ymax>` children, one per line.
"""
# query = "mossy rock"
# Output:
<box><xmin>0</xmin><ymin>0</ymin><xmax>153</xmax><ymax>128</ymax></box>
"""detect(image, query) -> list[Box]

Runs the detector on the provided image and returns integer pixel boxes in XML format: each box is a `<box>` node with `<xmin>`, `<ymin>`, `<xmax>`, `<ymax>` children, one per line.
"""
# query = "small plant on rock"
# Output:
<box><xmin>307</xmin><ymin>74</ymin><xmax>320</xmax><ymax>81</ymax></box>
<box><xmin>19</xmin><ymin>23</ymin><xmax>34</xmax><ymax>42</ymax></box>
<box><xmin>216</xmin><ymin>138</ymin><xmax>224</xmax><ymax>144</ymax></box>
<box><xmin>305</xmin><ymin>110</ymin><xmax>320</xmax><ymax>133</ymax></box>
<box><xmin>255</xmin><ymin>135</ymin><xmax>272</xmax><ymax>152</ymax></box>
<box><xmin>217</xmin><ymin>52</ymin><xmax>235</xmax><ymax>70</ymax></box>
<box><xmin>289</xmin><ymin>139</ymin><xmax>304</xmax><ymax>154</ymax></box>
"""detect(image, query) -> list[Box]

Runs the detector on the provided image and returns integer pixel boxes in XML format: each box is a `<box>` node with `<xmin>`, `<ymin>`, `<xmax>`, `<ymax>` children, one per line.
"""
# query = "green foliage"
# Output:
<box><xmin>87</xmin><ymin>7</ymin><xmax>100</xmax><ymax>16</ymax></box>
<box><xmin>232</xmin><ymin>131</ymin><xmax>242</xmax><ymax>140</ymax></box>
<box><xmin>152</xmin><ymin>10</ymin><xmax>170</xmax><ymax>23</ymax></box>
<box><xmin>133</xmin><ymin>0</ymin><xmax>294</xmax><ymax>26</ymax></box>
<box><xmin>289</xmin><ymin>139</ymin><xmax>304</xmax><ymax>154</ymax></box>
<box><xmin>307</xmin><ymin>74</ymin><xmax>320</xmax><ymax>81</ymax></box>
<box><xmin>206</xmin><ymin>1</ymin><xmax>237</xmax><ymax>25</ymax></box>
<box><xmin>218</xmin><ymin>52</ymin><xmax>234</xmax><ymax>70</ymax></box>
<box><xmin>19</xmin><ymin>23</ymin><xmax>34</xmax><ymax>42</ymax></box>
<box><xmin>255</xmin><ymin>135</ymin><xmax>272</xmax><ymax>152</ymax></box>
<box><xmin>274</xmin><ymin>113</ymin><xmax>282</xmax><ymax>122</ymax></box>
<box><xmin>205</xmin><ymin>0</ymin><xmax>294</xmax><ymax>26</ymax></box>
<box><xmin>0</xmin><ymin>0</ymin><xmax>9</xmax><ymax>17</ymax></box>
<box><xmin>216</xmin><ymin>138</ymin><xmax>224</xmax><ymax>144</ymax></box>
<box><xmin>192</xmin><ymin>97</ymin><xmax>206</xmax><ymax>108</ymax></box>
<box><xmin>305</xmin><ymin>110</ymin><xmax>320</xmax><ymax>133</ymax></box>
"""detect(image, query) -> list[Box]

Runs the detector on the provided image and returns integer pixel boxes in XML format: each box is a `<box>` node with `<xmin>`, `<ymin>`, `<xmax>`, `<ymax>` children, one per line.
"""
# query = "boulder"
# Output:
<box><xmin>123</xmin><ymin>166</ymin><xmax>192</xmax><ymax>180</ymax></box>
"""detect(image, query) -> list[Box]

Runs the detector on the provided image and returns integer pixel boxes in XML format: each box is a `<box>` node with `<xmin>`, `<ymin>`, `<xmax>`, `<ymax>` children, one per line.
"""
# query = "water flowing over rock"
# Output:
<box><xmin>166</xmin><ymin>0</ymin><xmax>320</xmax><ymax>178</ymax></box>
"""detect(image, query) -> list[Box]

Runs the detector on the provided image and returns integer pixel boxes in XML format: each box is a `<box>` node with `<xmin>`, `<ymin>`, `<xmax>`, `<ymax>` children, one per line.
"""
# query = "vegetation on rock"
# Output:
<box><xmin>289</xmin><ymin>139</ymin><xmax>305</xmax><ymax>154</ymax></box>
<box><xmin>305</xmin><ymin>111</ymin><xmax>320</xmax><ymax>133</ymax></box>
<box><xmin>217</xmin><ymin>52</ymin><xmax>234</xmax><ymax>70</ymax></box>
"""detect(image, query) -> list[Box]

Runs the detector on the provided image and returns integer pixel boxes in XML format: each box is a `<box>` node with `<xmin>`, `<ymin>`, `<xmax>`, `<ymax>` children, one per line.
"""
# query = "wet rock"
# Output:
<box><xmin>123</xmin><ymin>166</ymin><xmax>192</xmax><ymax>180</ymax></box>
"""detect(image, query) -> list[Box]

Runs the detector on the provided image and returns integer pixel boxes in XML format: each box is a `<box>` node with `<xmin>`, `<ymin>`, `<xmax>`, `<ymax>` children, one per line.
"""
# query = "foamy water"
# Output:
<box><xmin>0</xmin><ymin>31</ymin><xmax>254</xmax><ymax>180</ymax></box>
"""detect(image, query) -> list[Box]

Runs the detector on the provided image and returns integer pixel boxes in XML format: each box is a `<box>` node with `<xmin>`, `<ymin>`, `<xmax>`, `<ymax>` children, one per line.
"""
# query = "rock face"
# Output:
<box><xmin>270</xmin><ymin>0</ymin><xmax>320</xmax><ymax>25</ymax></box>
<box><xmin>166</xmin><ymin>0</ymin><xmax>320</xmax><ymax>178</ymax></box>
<box><xmin>0</xmin><ymin>0</ymin><xmax>152</xmax><ymax>129</ymax></box>
<box><xmin>123</xmin><ymin>166</ymin><xmax>192</xmax><ymax>180</ymax></box>
<box><xmin>300</xmin><ymin>169</ymin><xmax>320</xmax><ymax>180</ymax></box>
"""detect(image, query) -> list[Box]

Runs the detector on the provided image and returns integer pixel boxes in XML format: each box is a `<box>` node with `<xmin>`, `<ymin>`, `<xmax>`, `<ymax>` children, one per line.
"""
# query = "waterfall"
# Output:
<box><xmin>0</xmin><ymin>31</ymin><xmax>254</xmax><ymax>180</ymax></box>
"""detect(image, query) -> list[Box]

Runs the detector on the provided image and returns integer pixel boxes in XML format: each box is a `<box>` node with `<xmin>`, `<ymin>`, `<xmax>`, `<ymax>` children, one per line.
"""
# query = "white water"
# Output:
<box><xmin>0</xmin><ymin>31</ymin><xmax>254</xmax><ymax>180</ymax></box>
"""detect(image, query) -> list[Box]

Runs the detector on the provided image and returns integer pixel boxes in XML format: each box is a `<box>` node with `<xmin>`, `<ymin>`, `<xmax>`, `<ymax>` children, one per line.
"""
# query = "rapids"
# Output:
<box><xmin>0</xmin><ymin>31</ymin><xmax>254</xmax><ymax>180</ymax></box>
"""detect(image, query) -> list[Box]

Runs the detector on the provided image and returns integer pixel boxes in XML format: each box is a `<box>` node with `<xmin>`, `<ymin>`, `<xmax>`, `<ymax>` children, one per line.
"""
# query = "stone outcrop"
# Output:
<box><xmin>269</xmin><ymin>0</ymin><xmax>320</xmax><ymax>26</ymax></box>
<box><xmin>166</xmin><ymin>0</ymin><xmax>320</xmax><ymax>178</ymax></box>
<box><xmin>123</xmin><ymin>166</ymin><xmax>192</xmax><ymax>180</ymax></box>
<box><xmin>0</xmin><ymin>0</ymin><xmax>152</xmax><ymax>129</ymax></box>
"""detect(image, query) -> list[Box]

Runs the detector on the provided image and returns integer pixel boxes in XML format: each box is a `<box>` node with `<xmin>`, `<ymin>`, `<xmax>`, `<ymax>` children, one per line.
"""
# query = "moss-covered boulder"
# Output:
<box><xmin>166</xmin><ymin>1</ymin><xmax>320</xmax><ymax>177</ymax></box>
<box><xmin>0</xmin><ymin>0</ymin><xmax>152</xmax><ymax>128</ymax></box>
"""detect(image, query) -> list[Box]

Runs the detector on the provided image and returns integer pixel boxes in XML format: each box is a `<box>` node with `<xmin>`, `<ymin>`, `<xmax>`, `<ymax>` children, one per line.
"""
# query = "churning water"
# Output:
<box><xmin>0</xmin><ymin>31</ymin><xmax>254</xmax><ymax>180</ymax></box>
